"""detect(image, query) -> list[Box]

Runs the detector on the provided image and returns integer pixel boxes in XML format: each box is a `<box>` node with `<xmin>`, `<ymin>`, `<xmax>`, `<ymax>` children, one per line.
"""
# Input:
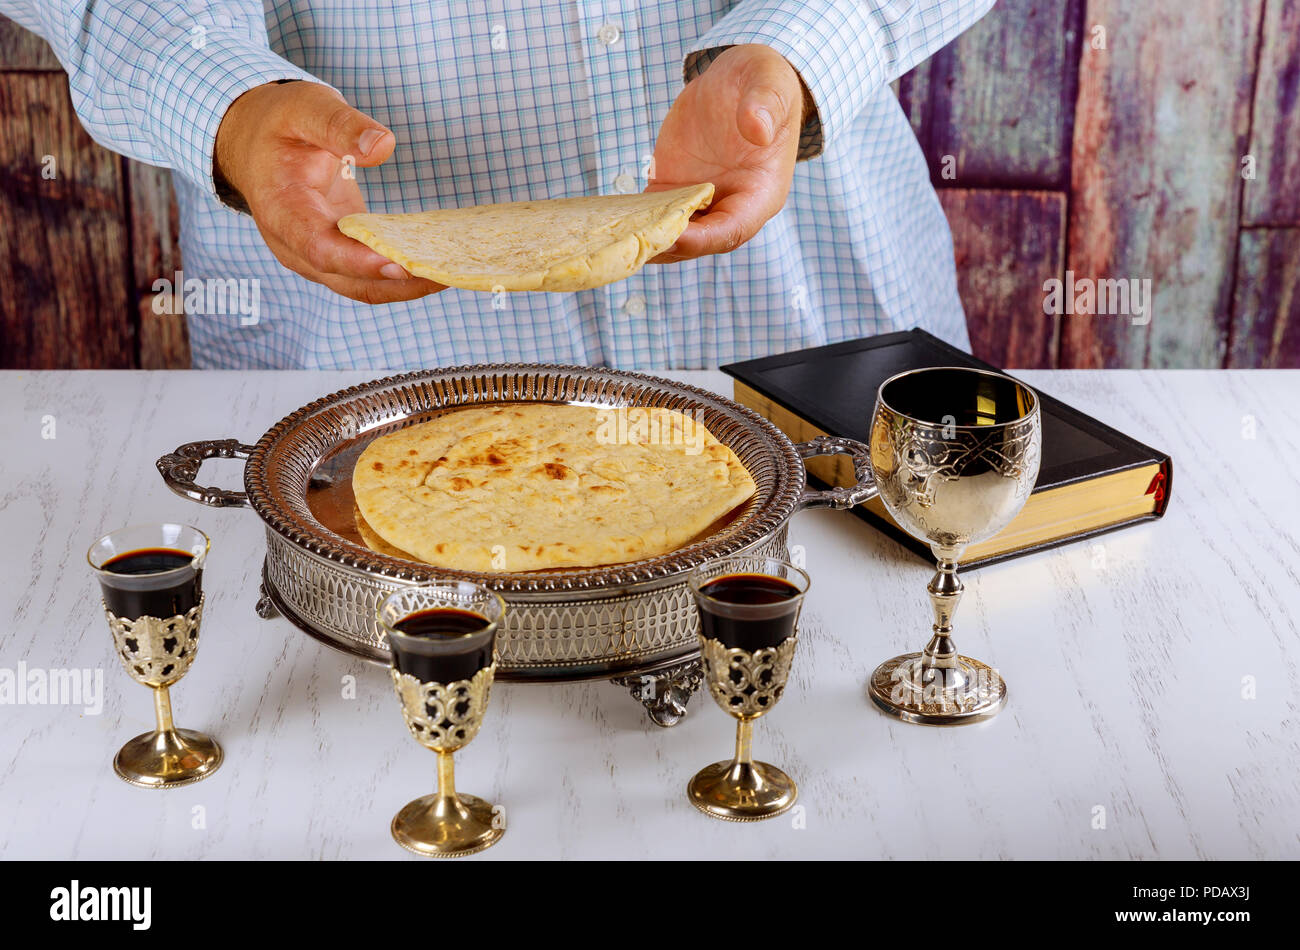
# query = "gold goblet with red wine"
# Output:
<box><xmin>379</xmin><ymin>583</ymin><xmax>505</xmax><ymax>857</ymax></box>
<box><xmin>686</xmin><ymin>555</ymin><xmax>810</xmax><ymax>821</ymax></box>
<box><xmin>88</xmin><ymin>523</ymin><xmax>223</xmax><ymax>788</ymax></box>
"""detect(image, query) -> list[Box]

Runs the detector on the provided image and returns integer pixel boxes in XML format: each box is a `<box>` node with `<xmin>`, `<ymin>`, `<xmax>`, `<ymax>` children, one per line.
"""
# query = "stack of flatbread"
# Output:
<box><xmin>352</xmin><ymin>405</ymin><xmax>755</xmax><ymax>572</ymax></box>
<box><xmin>338</xmin><ymin>184</ymin><xmax>714</xmax><ymax>291</ymax></box>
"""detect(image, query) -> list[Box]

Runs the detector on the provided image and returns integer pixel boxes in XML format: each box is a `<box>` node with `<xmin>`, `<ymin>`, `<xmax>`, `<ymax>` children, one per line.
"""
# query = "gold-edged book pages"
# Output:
<box><xmin>732</xmin><ymin>380</ymin><xmax>1160</xmax><ymax>562</ymax></box>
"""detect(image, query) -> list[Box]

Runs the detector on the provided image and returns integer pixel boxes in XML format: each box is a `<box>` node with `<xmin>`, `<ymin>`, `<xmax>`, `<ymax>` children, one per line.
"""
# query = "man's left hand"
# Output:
<box><xmin>647</xmin><ymin>44</ymin><xmax>806</xmax><ymax>263</ymax></box>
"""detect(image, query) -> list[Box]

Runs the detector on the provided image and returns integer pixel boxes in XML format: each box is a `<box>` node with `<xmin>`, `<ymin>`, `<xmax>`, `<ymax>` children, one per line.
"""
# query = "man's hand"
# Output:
<box><xmin>214</xmin><ymin>81</ymin><xmax>443</xmax><ymax>304</ymax></box>
<box><xmin>648</xmin><ymin>44</ymin><xmax>807</xmax><ymax>263</ymax></box>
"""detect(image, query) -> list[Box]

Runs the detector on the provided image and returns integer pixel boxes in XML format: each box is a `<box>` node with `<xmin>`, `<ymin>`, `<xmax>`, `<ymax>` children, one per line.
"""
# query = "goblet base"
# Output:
<box><xmin>688</xmin><ymin>759</ymin><xmax>797</xmax><ymax>822</ymax></box>
<box><xmin>113</xmin><ymin>728</ymin><xmax>223</xmax><ymax>788</ymax></box>
<box><xmin>869</xmin><ymin>653</ymin><xmax>1007</xmax><ymax>725</ymax></box>
<box><xmin>391</xmin><ymin>793</ymin><xmax>503</xmax><ymax>858</ymax></box>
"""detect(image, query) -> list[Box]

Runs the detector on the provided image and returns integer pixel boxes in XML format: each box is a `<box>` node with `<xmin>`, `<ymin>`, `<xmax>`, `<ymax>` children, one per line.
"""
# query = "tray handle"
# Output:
<box><xmin>794</xmin><ymin>435</ymin><xmax>878</xmax><ymax>511</ymax></box>
<box><xmin>157</xmin><ymin>439</ymin><xmax>255</xmax><ymax>508</ymax></box>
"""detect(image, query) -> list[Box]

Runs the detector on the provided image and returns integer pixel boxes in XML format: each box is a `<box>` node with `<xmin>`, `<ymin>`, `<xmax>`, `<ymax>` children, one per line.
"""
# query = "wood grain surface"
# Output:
<box><xmin>130</xmin><ymin>161</ymin><xmax>189</xmax><ymax>368</ymax></box>
<box><xmin>1063</xmin><ymin>0</ymin><xmax>1264</xmax><ymax>368</ymax></box>
<box><xmin>0</xmin><ymin>73</ymin><xmax>131</xmax><ymax>368</ymax></box>
<box><xmin>0</xmin><ymin>368</ymin><xmax>1297</xmax><ymax>859</ymax></box>
<box><xmin>0</xmin><ymin>16</ymin><xmax>58</xmax><ymax>71</ymax></box>
<box><xmin>902</xmin><ymin>0</ymin><xmax>1082</xmax><ymax>189</ymax></box>
<box><xmin>1243</xmin><ymin>0</ymin><xmax>1300</xmax><ymax>225</ymax></box>
<box><xmin>1228</xmin><ymin>228</ymin><xmax>1300</xmax><ymax>367</ymax></box>
<box><xmin>940</xmin><ymin>189</ymin><xmax>1065</xmax><ymax>368</ymax></box>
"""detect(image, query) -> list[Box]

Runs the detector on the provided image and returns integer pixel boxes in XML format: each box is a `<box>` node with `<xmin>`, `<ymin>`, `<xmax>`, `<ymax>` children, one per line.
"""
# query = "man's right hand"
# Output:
<box><xmin>214</xmin><ymin>81</ymin><xmax>443</xmax><ymax>305</ymax></box>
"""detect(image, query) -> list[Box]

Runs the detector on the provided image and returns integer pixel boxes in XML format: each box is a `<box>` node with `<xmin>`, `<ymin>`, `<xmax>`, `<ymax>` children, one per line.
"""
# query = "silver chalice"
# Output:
<box><xmin>866</xmin><ymin>367</ymin><xmax>1041</xmax><ymax>724</ymax></box>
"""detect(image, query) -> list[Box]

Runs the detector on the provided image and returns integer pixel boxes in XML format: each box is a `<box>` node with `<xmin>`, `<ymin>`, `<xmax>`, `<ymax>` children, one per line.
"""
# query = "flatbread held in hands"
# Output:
<box><xmin>338</xmin><ymin>184</ymin><xmax>714</xmax><ymax>292</ymax></box>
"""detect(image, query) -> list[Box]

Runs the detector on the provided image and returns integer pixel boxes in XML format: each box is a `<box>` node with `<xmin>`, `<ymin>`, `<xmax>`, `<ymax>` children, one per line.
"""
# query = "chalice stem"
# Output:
<box><xmin>153</xmin><ymin>685</ymin><xmax>176</xmax><ymax>736</ymax></box>
<box><xmin>733</xmin><ymin>719</ymin><xmax>753</xmax><ymax>767</ymax></box>
<box><xmin>921</xmin><ymin>552</ymin><xmax>964</xmax><ymax>674</ymax></box>
<box><xmin>434</xmin><ymin>750</ymin><xmax>470</xmax><ymax>820</ymax></box>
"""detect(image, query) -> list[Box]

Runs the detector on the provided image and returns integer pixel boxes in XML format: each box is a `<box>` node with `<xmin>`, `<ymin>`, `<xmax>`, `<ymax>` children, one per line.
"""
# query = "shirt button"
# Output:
<box><xmin>613</xmin><ymin>172</ymin><xmax>636</xmax><ymax>193</ymax></box>
<box><xmin>623</xmin><ymin>293</ymin><xmax>647</xmax><ymax>316</ymax></box>
<box><xmin>596</xmin><ymin>23</ymin><xmax>621</xmax><ymax>47</ymax></box>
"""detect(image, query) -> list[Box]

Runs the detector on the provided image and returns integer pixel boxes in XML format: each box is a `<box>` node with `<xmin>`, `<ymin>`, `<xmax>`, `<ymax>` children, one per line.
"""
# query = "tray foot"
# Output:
<box><xmin>255</xmin><ymin>578</ymin><xmax>280</xmax><ymax>620</ymax></box>
<box><xmin>613</xmin><ymin>659</ymin><xmax>703</xmax><ymax>727</ymax></box>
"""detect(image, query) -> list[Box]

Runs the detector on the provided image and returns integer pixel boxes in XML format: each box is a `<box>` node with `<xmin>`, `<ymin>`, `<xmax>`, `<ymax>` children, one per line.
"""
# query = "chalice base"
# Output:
<box><xmin>688</xmin><ymin>759</ymin><xmax>797</xmax><ymax>822</ymax></box>
<box><xmin>391</xmin><ymin>793</ymin><xmax>503</xmax><ymax>858</ymax></box>
<box><xmin>869</xmin><ymin>653</ymin><xmax>1007</xmax><ymax>725</ymax></box>
<box><xmin>113</xmin><ymin>728</ymin><xmax>223</xmax><ymax>788</ymax></box>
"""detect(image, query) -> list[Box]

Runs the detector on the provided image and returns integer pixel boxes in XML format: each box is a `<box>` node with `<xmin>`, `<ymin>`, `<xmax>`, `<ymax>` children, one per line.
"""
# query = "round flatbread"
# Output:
<box><xmin>337</xmin><ymin>184</ymin><xmax>713</xmax><ymax>292</ymax></box>
<box><xmin>352</xmin><ymin>404</ymin><xmax>756</xmax><ymax>572</ymax></box>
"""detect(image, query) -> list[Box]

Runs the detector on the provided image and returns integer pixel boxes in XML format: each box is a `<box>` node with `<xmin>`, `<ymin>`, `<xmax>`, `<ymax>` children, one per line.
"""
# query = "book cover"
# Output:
<box><xmin>721</xmin><ymin>329</ymin><xmax>1172</xmax><ymax>568</ymax></box>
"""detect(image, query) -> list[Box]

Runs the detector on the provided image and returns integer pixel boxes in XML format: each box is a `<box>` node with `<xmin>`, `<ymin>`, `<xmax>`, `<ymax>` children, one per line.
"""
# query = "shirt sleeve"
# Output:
<box><xmin>683</xmin><ymin>0</ymin><xmax>997</xmax><ymax>161</ymax></box>
<box><xmin>1</xmin><ymin>1</ymin><xmax>336</xmax><ymax>198</ymax></box>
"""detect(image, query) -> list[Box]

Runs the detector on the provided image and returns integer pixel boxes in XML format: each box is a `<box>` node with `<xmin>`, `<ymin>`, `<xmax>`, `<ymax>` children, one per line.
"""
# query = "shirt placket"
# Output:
<box><xmin>580</xmin><ymin>3</ymin><xmax>663</xmax><ymax>369</ymax></box>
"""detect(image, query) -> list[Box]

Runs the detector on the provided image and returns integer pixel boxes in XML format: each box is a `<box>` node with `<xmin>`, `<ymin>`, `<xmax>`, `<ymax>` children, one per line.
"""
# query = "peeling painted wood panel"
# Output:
<box><xmin>1243</xmin><ymin>0</ymin><xmax>1300</xmax><ymax>225</ymax></box>
<box><xmin>137</xmin><ymin>293</ymin><xmax>190</xmax><ymax>370</ymax></box>
<box><xmin>1228</xmin><ymin>228</ymin><xmax>1300</xmax><ymax>367</ymax></box>
<box><xmin>0</xmin><ymin>16</ymin><xmax>60</xmax><ymax>70</ymax></box>
<box><xmin>1063</xmin><ymin>0</ymin><xmax>1264</xmax><ymax>368</ymax></box>
<box><xmin>939</xmin><ymin>188</ymin><xmax>1064</xmax><ymax>367</ymax></box>
<box><xmin>0</xmin><ymin>74</ymin><xmax>131</xmax><ymax>368</ymax></box>
<box><xmin>900</xmin><ymin>0</ymin><xmax>1081</xmax><ymax>189</ymax></box>
<box><xmin>130</xmin><ymin>162</ymin><xmax>190</xmax><ymax>367</ymax></box>
<box><xmin>129</xmin><ymin>163</ymin><xmax>182</xmax><ymax>292</ymax></box>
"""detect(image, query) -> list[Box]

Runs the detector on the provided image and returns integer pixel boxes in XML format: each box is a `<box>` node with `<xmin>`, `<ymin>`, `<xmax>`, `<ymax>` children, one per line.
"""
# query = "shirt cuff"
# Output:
<box><xmin>684</xmin><ymin>1</ymin><xmax>890</xmax><ymax>161</ymax></box>
<box><xmin>142</xmin><ymin>30</ymin><xmax>335</xmax><ymax>200</ymax></box>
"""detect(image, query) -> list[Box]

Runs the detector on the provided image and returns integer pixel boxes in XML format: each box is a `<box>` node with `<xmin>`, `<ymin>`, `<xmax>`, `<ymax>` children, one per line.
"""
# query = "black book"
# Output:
<box><xmin>721</xmin><ymin>329</ymin><xmax>1172</xmax><ymax>568</ymax></box>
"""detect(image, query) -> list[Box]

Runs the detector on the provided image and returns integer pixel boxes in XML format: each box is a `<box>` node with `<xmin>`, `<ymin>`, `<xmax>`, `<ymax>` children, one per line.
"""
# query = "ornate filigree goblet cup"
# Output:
<box><xmin>379</xmin><ymin>583</ymin><xmax>505</xmax><ymax>858</ymax></box>
<box><xmin>867</xmin><ymin>367</ymin><xmax>1042</xmax><ymax>724</ymax></box>
<box><xmin>686</xmin><ymin>555</ymin><xmax>810</xmax><ymax>821</ymax></box>
<box><xmin>88</xmin><ymin>523</ymin><xmax>222</xmax><ymax>788</ymax></box>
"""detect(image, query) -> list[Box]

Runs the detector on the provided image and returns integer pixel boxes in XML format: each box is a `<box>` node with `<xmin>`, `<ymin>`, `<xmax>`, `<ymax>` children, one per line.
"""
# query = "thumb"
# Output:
<box><xmin>301</xmin><ymin>92</ymin><xmax>394</xmax><ymax>165</ymax></box>
<box><xmin>735</xmin><ymin>51</ymin><xmax>800</xmax><ymax>148</ymax></box>
<box><xmin>737</xmin><ymin>82</ymin><xmax>796</xmax><ymax>147</ymax></box>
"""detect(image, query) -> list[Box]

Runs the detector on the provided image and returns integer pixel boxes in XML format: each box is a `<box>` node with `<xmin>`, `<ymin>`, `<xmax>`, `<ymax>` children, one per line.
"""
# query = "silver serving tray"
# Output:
<box><xmin>157</xmin><ymin>364</ymin><xmax>873</xmax><ymax>693</ymax></box>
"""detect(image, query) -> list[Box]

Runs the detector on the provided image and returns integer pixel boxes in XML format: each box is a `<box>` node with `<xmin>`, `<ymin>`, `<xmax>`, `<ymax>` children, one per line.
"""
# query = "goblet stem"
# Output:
<box><xmin>734</xmin><ymin>719</ymin><xmax>753</xmax><ymax>767</ymax></box>
<box><xmin>391</xmin><ymin>747</ymin><xmax>501</xmax><ymax>856</ymax></box>
<box><xmin>921</xmin><ymin>553</ymin><xmax>964</xmax><ymax>678</ymax></box>
<box><xmin>433</xmin><ymin>750</ymin><xmax>472</xmax><ymax>821</ymax></box>
<box><xmin>113</xmin><ymin>683</ymin><xmax>222</xmax><ymax>787</ymax></box>
<box><xmin>867</xmin><ymin>542</ymin><xmax>1007</xmax><ymax>723</ymax></box>
<box><xmin>153</xmin><ymin>685</ymin><xmax>176</xmax><ymax>735</ymax></box>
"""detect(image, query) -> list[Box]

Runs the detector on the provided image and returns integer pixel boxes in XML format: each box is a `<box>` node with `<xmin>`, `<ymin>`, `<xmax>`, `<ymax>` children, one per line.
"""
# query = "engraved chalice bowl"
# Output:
<box><xmin>88</xmin><ymin>523</ymin><xmax>223</xmax><ymax>788</ymax></box>
<box><xmin>379</xmin><ymin>583</ymin><xmax>505</xmax><ymax>858</ymax></box>
<box><xmin>867</xmin><ymin>367</ymin><xmax>1041</xmax><ymax>724</ymax></box>
<box><xmin>686</xmin><ymin>555</ymin><xmax>809</xmax><ymax>821</ymax></box>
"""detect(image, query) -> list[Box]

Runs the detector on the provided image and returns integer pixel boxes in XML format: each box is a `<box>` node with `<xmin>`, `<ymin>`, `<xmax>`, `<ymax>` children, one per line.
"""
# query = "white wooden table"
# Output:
<box><xmin>0</xmin><ymin>368</ymin><xmax>1296</xmax><ymax>860</ymax></box>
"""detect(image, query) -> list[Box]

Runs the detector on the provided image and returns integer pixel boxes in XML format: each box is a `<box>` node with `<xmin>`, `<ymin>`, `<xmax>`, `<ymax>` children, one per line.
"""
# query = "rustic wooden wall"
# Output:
<box><xmin>902</xmin><ymin>0</ymin><xmax>1299</xmax><ymax>368</ymax></box>
<box><xmin>0</xmin><ymin>16</ymin><xmax>187</xmax><ymax>369</ymax></box>
<box><xmin>1</xmin><ymin>3</ymin><xmax>1296</xmax><ymax>369</ymax></box>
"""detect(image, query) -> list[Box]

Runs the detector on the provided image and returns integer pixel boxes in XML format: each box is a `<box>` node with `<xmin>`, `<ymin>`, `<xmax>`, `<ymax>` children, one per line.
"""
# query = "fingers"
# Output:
<box><xmin>318</xmin><ymin>272</ymin><xmax>446</xmax><ymax>305</ymax></box>
<box><xmin>258</xmin><ymin>203</ymin><xmax>444</xmax><ymax>304</ymax></box>
<box><xmin>650</xmin><ymin>195</ymin><xmax>755</xmax><ymax>263</ymax></box>
<box><xmin>737</xmin><ymin>84</ymin><xmax>794</xmax><ymax>148</ymax></box>
<box><xmin>266</xmin><ymin>232</ymin><xmax>444</xmax><ymax>303</ymax></box>
<box><xmin>728</xmin><ymin>47</ymin><xmax>801</xmax><ymax>148</ymax></box>
<box><xmin>292</xmin><ymin>84</ymin><xmax>395</xmax><ymax>165</ymax></box>
<box><xmin>267</xmin><ymin>182</ymin><xmax>401</xmax><ymax>280</ymax></box>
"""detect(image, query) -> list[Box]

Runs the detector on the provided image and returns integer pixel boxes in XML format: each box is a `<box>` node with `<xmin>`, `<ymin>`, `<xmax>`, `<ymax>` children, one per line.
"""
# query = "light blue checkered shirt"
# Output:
<box><xmin>9</xmin><ymin>1</ymin><xmax>990</xmax><ymax>369</ymax></box>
